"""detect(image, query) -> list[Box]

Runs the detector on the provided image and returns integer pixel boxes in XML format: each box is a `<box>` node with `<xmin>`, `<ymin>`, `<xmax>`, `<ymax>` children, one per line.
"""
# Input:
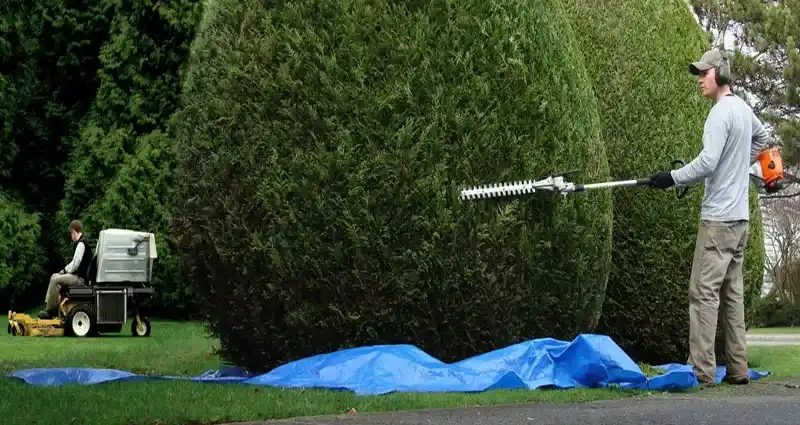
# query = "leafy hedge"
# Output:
<box><xmin>1</xmin><ymin>0</ymin><xmax>112</xmax><ymax>214</ymax></box>
<box><xmin>0</xmin><ymin>191</ymin><xmax>46</xmax><ymax>310</ymax></box>
<box><xmin>756</xmin><ymin>293</ymin><xmax>800</xmax><ymax>328</ymax></box>
<box><xmin>78</xmin><ymin>130</ymin><xmax>195</xmax><ymax>316</ymax></box>
<box><xmin>51</xmin><ymin>0</ymin><xmax>202</xmax><ymax>317</ymax></box>
<box><xmin>1</xmin><ymin>1</ymin><xmax>114</xmax><ymax>303</ymax></box>
<box><xmin>171</xmin><ymin>0</ymin><xmax>613</xmax><ymax>372</ymax></box>
<box><xmin>562</xmin><ymin>0</ymin><xmax>765</xmax><ymax>364</ymax></box>
<box><xmin>0</xmin><ymin>0</ymin><xmax>203</xmax><ymax>313</ymax></box>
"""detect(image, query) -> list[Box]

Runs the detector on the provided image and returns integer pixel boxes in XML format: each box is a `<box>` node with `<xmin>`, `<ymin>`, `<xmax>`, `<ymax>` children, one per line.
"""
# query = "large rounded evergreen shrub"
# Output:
<box><xmin>562</xmin><ymin>0</ymin><xmax>765</xmax><ymax>364</ymax></box>
<box><xmin>170</xmin><ymin>0</ymin><xmax>613</xmax><ymax>372</ymax></box>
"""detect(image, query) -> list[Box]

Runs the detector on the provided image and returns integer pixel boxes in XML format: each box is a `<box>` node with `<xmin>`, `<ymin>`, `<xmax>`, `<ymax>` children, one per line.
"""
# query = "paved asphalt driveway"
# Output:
<box><xmin>747</xmin><ymin>333</ymin><xmax>800</xmax><ymax>346</ymax></box>
<box><xmin>227</xmin><ymin>379</ymin><xmax>800</xmax><ymax>425</ymax></box>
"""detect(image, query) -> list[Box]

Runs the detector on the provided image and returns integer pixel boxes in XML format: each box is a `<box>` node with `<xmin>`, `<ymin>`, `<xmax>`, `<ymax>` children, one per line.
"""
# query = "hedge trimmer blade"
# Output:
<box><xmin>458</xmin><ymin>179</ymin><xmax>557</xmax><ymax>200</ymax></box>
<box><xmin>457</xmin><ymin>165</ymin><xmax>690</xmax><ymax>201</ymax></box>
<box><xmin>458</xmin><ymin>171</ymin><xmax>579</xmax><ymax>200</ymax></box>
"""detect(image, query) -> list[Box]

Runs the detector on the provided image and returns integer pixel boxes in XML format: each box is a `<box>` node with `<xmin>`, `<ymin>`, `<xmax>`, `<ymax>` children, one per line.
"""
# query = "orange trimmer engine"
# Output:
<box><xmin>751</xmin><ymin>147</ymin><xmax>785</xmax><ymax>193</ymax></box>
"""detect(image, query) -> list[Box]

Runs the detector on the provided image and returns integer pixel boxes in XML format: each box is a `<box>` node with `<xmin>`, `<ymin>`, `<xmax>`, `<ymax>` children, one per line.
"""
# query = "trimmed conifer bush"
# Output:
<box><xmin>562</xmin><ymin>0</ymin><xmax>765</xmax><ymax>364</ymax></box>
<box><xmin>171</xmin><ymin>0</ymin><xmax>613</xmax><ymax>371</ymax></box>
<box><xmin>78</xmin><ymin>130</ymin><xmax>194</xmax><ymax>317</ymax></box>
<box><xmin>0</xmin><ymin>192</ymin><xmax>46</xmax><ymax>309</ymax></box>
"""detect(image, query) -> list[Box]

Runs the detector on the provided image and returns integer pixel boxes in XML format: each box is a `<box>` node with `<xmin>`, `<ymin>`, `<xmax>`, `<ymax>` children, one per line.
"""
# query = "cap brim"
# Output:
<box><xmin>689</xmin><ymin>62</ymin><xmax>713</xmax><ymax>75</ymax></box>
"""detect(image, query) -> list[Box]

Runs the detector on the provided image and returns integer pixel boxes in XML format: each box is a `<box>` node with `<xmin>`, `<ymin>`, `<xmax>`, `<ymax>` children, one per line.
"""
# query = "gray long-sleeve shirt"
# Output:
<box><xmin>670</xmin><ymin>94</ymin><xmax>769</xmax><ymax>222</ymax></box>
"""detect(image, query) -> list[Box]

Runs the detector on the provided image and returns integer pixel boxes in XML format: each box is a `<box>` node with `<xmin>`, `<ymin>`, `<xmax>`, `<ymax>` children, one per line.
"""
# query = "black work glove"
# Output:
<box><xmin>648</xmin><ymin>171</ymin><xmax>675</xmax><ymax>189</ymax></box>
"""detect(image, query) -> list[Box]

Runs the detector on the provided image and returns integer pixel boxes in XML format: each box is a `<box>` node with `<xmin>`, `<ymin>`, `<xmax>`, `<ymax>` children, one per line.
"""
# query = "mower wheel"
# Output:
<box><xmin>67</xmin><ymin>304</ymin><xmax>95</xmax><ymax>337</ymax></box>
<box><xmin>131</xmin><ymin>316</ymin><xmax>151</xmax><ymax>337</ymax></box>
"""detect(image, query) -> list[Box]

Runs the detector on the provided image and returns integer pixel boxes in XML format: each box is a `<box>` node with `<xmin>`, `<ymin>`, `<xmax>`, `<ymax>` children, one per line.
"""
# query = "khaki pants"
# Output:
<box><xmin>44</xmin><ymin>273</ymin><xmax>85</xmax><ymax>311</ymax></box>
<box><xmin>688</xmin><ymin>219</ymin><xmax>749</xmax><ymax>384</ymax></box>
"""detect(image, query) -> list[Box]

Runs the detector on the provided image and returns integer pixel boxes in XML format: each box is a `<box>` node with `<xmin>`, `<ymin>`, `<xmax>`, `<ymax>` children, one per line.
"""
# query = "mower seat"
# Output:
<box><xmin>52</xmin><ymin>252</ymin><xmax>94</xmax><ymax>303</ymax></box>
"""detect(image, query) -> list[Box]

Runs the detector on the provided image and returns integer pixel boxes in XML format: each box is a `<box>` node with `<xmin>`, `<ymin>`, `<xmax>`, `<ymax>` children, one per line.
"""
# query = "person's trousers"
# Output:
<box><xmin>688</xmin><ymin>219</ymin><xmax>750</xmax><ymax>384</ymax></box>
<box><xmin>44</xmin><ymin>273</ymin><xmax>84</xmax><ymax>311</ymax></box>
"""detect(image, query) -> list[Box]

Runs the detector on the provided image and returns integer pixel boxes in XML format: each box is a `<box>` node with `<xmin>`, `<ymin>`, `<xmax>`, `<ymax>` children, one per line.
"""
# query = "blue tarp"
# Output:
<box><xmin>5</xmin><ymin>334</ymin><xmax>769</xmax><ymax>395</ymax></box>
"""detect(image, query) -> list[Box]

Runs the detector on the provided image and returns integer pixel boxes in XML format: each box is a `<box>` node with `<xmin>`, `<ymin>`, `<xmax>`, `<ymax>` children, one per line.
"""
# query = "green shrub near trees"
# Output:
<box><xmin>170</xmin><ymin>0</ymin><xmax>614</xmax><ymax>372</ymax></box>
<box><xmin>74</xmin><ymin>129</ymin><xmax>196</xmax><ymax>316</ymax></box>
<box><xmin>51</xmin><ymin>0</ymin><xmax>202</xmax><ymax>317</ymax></box>
<box><xmin>756</xmin><ymin>294</ymin><xmax>800</xmax><ymax>328</ymax></box>
<box><xmin>0</xmin><ymin>191</ymin><xmax>46</xmax><ymax>310</ymax></box>
<box><xmin>0</xmin><ymin>0</ymin><xmax>202</xmax><ymax>316</ymax></box>
<box><xmin>1</xmin><ymin>0</ymin><xmax>114</xmax><ymax>279</ymax></box>
<box><xmin>561</xmin><ymin>0</ymin><xmax>765</xmax><ymax>364</ymax></box>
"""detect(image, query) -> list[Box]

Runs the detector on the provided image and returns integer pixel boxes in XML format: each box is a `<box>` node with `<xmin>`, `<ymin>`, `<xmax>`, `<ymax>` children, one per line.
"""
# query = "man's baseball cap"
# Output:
<box><xmin>689</xmin><ymin>49</ymin><xmax>728</xmax><ymax>75</ymax></box>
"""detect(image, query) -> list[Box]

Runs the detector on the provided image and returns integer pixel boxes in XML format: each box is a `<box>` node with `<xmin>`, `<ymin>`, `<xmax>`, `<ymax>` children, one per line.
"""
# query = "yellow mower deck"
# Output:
<box><xmin>8</xmin><ymin>299</ymin><xmax>74</xmax><ymax>337</ymax></box>
<box><xmin>8</xmin><ymin>312</ymin><xmax>65</xmax><ymax>337</ymax></box>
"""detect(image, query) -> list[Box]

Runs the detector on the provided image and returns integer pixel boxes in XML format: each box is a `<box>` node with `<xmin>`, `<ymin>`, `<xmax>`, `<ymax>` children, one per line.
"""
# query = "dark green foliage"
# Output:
<box><xmin>1</xmin><ymin>0</ymin><xmax>114</xmax><ymax>212</ymax></box>
<box><xmin>755</xmin><ymin>293</ymin><xmax>800</xmax><ymax>328</ymax></box>
<box><xmin>58</xmin><ymin>0</ymin><xmax>202</xmax><ymax>225</ymax></box>
<box><xmin>80</xmin><ymin>130</ymin><xmax>195</xmax><ymax>317</ymax></box>
<box><xmin>0</xmin><ymin>0</ymin><xmax>202</xmax><ymax>313</ymax></box>
<box><xmin>562</xmin><ymin>0</ymin><xmax>765</xmax><ymax>364</ymax></box>
<box><xmin>0</xmin><ymin>0</ymin><xmax>40</xmax><ymax>179</ymax></box>
<box><xmin>0</xmin><ymin>191</ymin><xmax>46</xmax><ymax>309</ymax></box>
<box><xmin>51</xmin><ymin>0</ymin><xmax>202</xmax><ymax>316</ymax></box>
<box><xmin>0</xmin><ymin>0</ymin><xmax>114</xmax><ymax>304</ymax></box>
<box><xmin>171</xmin><ymin>0</ymin><xmax>613</xmax><ymax>372</ymax></box>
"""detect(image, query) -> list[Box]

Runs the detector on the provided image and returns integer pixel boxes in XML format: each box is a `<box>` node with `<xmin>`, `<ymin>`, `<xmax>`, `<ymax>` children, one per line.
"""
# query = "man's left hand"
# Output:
<box><xmin>649</xmin><ymin>171</ymin><xmax>675</xmax><ymax>189</ymax></box>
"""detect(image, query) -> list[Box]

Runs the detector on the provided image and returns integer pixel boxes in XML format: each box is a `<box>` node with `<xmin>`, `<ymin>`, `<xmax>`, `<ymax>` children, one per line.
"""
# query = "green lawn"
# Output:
<box><xmin>0</xmin><ymin>316</ymin><xmax>794</xmax><ymax>425</ymax></box>
<box><xmin>747</xmin><ymin>345</ymin><xmax>800</xmax><ymax>379</ymax></box>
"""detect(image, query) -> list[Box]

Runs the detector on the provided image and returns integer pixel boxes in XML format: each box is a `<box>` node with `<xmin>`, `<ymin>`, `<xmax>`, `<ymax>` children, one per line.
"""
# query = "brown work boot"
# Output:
<box><xmin>698</xmin><ymin>379</ymin><xmax>717</xmax><ymax>389</ymax></box>
<box><xmin>722</xmin><ymin>375</ymin><xmax>749</xmax><ymax>385</ymax></box>
<box><xmin>37</xmin><ymin>309</ymin><xmax>56</xmax><ymax>319</ymax></box>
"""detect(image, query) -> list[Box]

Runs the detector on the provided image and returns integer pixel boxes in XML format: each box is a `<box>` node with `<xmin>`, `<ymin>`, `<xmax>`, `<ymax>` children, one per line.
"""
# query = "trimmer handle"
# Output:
<box><xmin>671</xmin><ymin>159</ymin><xmax>689</xmax><ymax>199</ymax></box>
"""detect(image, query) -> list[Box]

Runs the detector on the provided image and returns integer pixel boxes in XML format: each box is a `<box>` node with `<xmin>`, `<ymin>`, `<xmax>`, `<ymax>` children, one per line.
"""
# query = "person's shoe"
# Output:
<box><xmin>36</xmin><ymin>309</ymin><xmax>57</xmax><ymax>319</ymax></box>
<box><xmin>699</xmin><ymin>380</ymin><xmax>716</xmax><ymax>389</ymax></box>
<box><xmin>722</xmin><ymin>375</ymin><xmax>749</xmax><ymax>385</ymax></box>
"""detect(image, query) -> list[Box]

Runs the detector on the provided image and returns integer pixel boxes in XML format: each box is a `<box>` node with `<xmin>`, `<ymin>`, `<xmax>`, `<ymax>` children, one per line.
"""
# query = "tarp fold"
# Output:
<box><xmin>6</xmin><ymin>334</ymin><xmax>769</xmax><ymax>395</ymax></box>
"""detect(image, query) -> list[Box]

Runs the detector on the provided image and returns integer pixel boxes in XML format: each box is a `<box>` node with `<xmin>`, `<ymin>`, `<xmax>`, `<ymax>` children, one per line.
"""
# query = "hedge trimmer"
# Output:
<box><xmin>459</xmin><ymin>146</ymin><xmax>799</xmax><ymax>201</ymax></box>
<box><xmin>458</xmin><ymin>160</ymin><xmax>689</xmax><ymax>201</ymax></box>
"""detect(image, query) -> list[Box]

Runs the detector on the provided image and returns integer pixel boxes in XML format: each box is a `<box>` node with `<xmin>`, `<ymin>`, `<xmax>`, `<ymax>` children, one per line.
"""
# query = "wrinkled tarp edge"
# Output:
<box><xmin>3</xmin><ymin>334</ymin><xmax>771</xmax><ymax>395</ymax></box>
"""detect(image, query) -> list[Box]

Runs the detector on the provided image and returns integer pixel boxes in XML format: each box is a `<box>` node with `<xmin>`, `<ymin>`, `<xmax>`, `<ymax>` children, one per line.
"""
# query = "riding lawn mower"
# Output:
<box><xmin>7</xmin><ymin>228</ymin><xmax>157</xmax><ymax>338</ymax></box>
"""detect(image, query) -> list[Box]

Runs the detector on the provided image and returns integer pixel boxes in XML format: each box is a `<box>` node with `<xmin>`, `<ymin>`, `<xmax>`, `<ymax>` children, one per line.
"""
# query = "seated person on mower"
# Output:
<box><xmin>38</xmin><ymin>220</ymin><xmax>93</xmax><ymax>319</ymax></box>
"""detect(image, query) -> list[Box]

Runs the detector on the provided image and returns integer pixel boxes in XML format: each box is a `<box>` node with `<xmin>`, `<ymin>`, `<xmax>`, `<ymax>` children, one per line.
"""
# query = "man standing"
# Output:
<box><xmin>38</xmin><ymin>220</ymin><xmax>93</xmax><ymax>319</ymax></box>
<box><xmin>648</xmin><ymin>48</ymin><xmax>769</xmax><ymax>386</ymax></box>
